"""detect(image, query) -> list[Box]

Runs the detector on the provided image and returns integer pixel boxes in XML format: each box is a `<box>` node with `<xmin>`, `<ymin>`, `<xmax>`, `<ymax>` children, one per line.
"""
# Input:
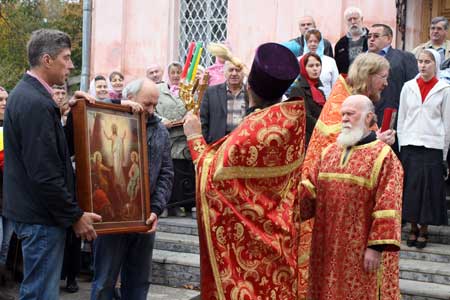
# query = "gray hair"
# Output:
<box><xmin>167</xmin><ymin>61</ymin><xmax>182</xmax><ymax>73</ymax></box>
<box><xmin>27</xmin><ymin>29</ymin><xmax>71</xmax><ymax>68</ymax></box>
<box><xmin>122</xmin><ymin>78</ymin><xmax>145</xmax><ymax>99</ymax></box>
<box><xmin>344</xmin><ymin>6</ymin><xmax>363</xmax><ymax>19</ymax></box>
<box><xmin>431</xmin><ymin>16</ymin><xmax>449</xmax><ymax>30</ymax></box>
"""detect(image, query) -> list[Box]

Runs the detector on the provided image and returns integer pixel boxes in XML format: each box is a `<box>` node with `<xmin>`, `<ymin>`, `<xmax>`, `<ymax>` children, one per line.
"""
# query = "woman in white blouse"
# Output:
<box><xmin>398</xmin><ymin>48</ymin><xmax>450</xmax><ymax>249</ymax></box>
<box><xmin>301</xmin><ymin>29</ymin><xmax>339</xmax><ymax>98</ymax></box>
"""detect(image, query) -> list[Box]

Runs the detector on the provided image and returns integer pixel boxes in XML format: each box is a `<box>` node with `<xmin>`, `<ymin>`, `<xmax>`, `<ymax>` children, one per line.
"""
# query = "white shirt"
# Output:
<box><xmin>397</xmin><ymin>78</ymin><xmax>450</xmax><ymax>159</ymax></box>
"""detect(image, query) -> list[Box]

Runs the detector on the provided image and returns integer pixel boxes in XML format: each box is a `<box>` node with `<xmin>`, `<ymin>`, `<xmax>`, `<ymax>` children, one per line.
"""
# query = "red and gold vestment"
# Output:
<box><xmin>297</xmin><ymin>75</ymin><xmax>401</xmax><ymax>300</ymax></box>
<box><xmin>301</xmin><ymin>140</ymin><xmax>403</xmax><ymax>300</ymax></box>
<box><xmin>187</xmin><ymin>100</ymin><xmax>306</xmax><ymax>300</ymax></box>
<box><xmin>297</xmin><ymin>75</ymin><xmax>351</xmax><ymax>298</ymax></box>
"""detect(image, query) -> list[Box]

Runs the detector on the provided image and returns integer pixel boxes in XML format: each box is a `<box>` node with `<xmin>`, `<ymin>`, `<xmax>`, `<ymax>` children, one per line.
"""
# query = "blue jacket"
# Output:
<box><xmin>146</xmin><ymin>114</ymin><xmax>174</xmax><ymax>216</ymax></box>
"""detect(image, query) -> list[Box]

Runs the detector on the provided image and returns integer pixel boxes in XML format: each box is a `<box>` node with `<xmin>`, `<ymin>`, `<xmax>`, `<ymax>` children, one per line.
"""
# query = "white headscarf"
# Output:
<box><xmin>421</xmin><ymin>48</ymin><xmax>441</xmax><ymax>79</ymax></box>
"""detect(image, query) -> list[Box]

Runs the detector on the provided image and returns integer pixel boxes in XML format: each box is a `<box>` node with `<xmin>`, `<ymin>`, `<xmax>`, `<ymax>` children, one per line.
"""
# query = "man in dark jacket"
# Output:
<box><xmin>200</xmin><ymin>61</ymin><xmax>247</xmax><ymax>144</ymax></box>
<box><xmin>91</xmin><ymin>78</ymin><xmax>174</xmax><ymax>300</ymax></box>
<box><xmin>367</xmin><ymin>24</ymin><xmax>418</xmax><ymax>124</ymax></box>
<box><xmin>3</xmin><ymin>29</ymin><xmax>101</xmax><ymax>300</ymax></box>
<box><xmin>334</xmin><ymin>6</ymin><xmax>368</xmax><ymax>74</ymax></box>
<box><xmin>285</xmin><ymin>15</ymin><xmax>334</xmax><ymax>57</ymax></box>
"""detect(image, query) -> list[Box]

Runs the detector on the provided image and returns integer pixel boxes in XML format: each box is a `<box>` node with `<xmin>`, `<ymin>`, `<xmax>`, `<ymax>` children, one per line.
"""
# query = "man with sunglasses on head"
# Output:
<box><xmin>413</xmin><ymin>16</ymin><xmax>450</xmax><ymax>66</ymax></box>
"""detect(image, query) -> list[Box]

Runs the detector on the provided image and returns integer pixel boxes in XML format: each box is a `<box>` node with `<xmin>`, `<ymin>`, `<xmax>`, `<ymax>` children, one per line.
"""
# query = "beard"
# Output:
<box><xmin>349</xmin><ymin>25</ymin><xmax>363</xmax><ymax>36</ymax></box>
<box><xmin>337</xmin><ymin>119</ymin><xmax>366</xmax><ymax>147</ymax></box>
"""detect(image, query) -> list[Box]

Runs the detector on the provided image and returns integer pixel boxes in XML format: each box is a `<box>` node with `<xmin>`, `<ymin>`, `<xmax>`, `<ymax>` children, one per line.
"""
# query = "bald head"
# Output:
<box><xmin>341</xmin><ymin>95</ymin><xmax>376</xmax><ymax>131</ymax></box>
<box><xmin>146</xmin><ymin>64</ymin><xmax>164</xmax><ymax>83</ymax></box>
<box><xmin>124</xmin><ymin>78</ymin><xmax>159</xmax><ymax>115</ymax></box>
<box><xmin>299</xmin><ymin>15</ymin><xmax>316</xmax><ymax>35</ymax></box>
<box><xmin>337</xmin><ymin>95</ymin><xmax>375</xmax><ymax>147</ymax></box>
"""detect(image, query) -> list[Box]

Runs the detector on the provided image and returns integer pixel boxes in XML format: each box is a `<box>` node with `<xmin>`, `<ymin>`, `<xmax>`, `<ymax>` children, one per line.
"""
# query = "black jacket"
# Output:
<box><xmin>3</xmin><ymin>74</ymin><xmax>83</xmax><ymax>227</ymax></box>
<box><xmin>292</xmin><ymin>36</ymin><xmax>334</xmax><ymax>57</ymax></box>
<box><xmin>334</xmin><ymin>31</ymin><xmax>368</xmax><ymax>74</ymax></box>
<box><xmin>375</xmin><ymin>47</ymin><xmax>418</xmax><ymax>125</ymax></box>
<box><xmin>289</xmin><ymin>77</ymin><xmax>325</xmax><ymax>146</ymax></box>
<box><xmin>200</xmin><ymin>83</ymin><xmax>248</xmax><ymax>144</ymax></box>
<box><xmin>146</xmin><ymin>114</ymin><xmax>174</xmax><ymax>216</ymax></box>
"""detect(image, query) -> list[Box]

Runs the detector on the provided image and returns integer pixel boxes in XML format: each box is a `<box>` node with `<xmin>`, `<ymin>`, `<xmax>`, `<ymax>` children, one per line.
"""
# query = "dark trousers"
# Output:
<box><xmin>61</xmin><ymin>228</ymin><xmax>81</xmax><ymax>282</ymax></box>
<box><xmin>169</xmin><ymin>159</ymin><xmax>196</xmax><ymax>210</ymax></box>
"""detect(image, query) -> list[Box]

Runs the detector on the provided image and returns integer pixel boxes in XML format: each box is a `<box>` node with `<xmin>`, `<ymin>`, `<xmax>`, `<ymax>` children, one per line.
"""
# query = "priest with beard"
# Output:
<box><xmin>300</xmin><ymin>95</ymin><xmax>403</xmax><ymax>300</ymax></box>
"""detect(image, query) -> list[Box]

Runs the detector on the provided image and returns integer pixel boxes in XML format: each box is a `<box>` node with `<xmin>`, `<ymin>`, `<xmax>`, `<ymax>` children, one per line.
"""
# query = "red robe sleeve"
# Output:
<box><xmin>186</xmin><ymin>134</ymin><xmax>207</xmax><ymax>165</ymax></box>
<box><xmin>367</xmin><ymin>148</ymin><xmax>404</xmax><ymax>251</ymax></box>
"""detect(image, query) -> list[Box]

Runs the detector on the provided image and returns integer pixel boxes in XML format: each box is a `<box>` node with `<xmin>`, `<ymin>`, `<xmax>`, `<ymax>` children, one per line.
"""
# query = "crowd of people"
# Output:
<box><xmin>0</xmin><ymin>4</ymin><xmax>450</xmax><ymax>300</ymax></box>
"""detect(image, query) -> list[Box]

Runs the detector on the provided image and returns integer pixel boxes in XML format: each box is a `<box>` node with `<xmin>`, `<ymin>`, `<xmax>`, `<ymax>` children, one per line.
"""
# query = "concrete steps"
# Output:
<box><xmin>400</xmin><ymin>242</ymin><xmax>450</xmax><ymax>263</ymax></box>
<box><xmin>402</xmin><ymin>225</ymin><xmax>450</xmax><ymax>245</ymax></box>
<box><xmin>400</xmin><ymin>258</ymin><xmax>450</xmax><ymax>285</ymax></box>
<box><xmin>152</xmin><ymin>218</ymin><xmax>200</xmax><ymax>288</ymax></box>
<box><xmin>400</xmin><ymin>225</ymin><xmax>450</xmax><ymax>299</ymax></box>
<box><xmin>400</xmin><ymin>279</ymin><xmax>450</xmax><ymax>300</ymax></box>
<box><xmin>153</xmin><ymin>218</ymin><xmax>450</xmax><ymax>298</ymax></box>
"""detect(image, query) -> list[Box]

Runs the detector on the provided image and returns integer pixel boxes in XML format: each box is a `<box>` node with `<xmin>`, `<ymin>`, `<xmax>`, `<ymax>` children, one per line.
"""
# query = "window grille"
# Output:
<box><xmin>179</xmin><ymin>0</ymin><xmax>228</xmax><ymax>68</ymax></box>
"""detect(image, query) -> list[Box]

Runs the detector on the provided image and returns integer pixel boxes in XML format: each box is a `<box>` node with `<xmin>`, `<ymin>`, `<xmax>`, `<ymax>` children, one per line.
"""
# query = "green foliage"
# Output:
<box><xmin>0</xmin><ymin>0</ymin><xmax>83</xmax><ymax>91</ymax></box>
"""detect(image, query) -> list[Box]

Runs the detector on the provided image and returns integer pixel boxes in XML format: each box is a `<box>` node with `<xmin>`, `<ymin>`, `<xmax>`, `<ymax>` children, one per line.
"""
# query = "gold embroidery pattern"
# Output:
<box><xmin>367</xmin><ymin>239</ymin><xmax>401</xmax><ymax>247</ymax></box>
<box><xmin>187</xmin><ymin>133</ymin><xmax>203</xmax><ymax>141</ymax></box>
<box><xmin>193</xmin><ymin>140</ymin><xmax>206</xmax><ymax>153</ymax></box>
<box><xmin>199</xmin><ymin>153</ymin><xmax>225</xmax><ymax>300</ymax></box>
<box><xmin>213</xmin><ymin>101</ymin><xmax>305</xmax><ymax>181</ymax></box>
<box><xmin>300</xmin><ymin>179</ymin><xmax>316</xmax><ymax>199</ymax></box>
<box><xmin>372</xmin><ymin>210</ymin><xmax>401</xmax><ymax>220</ymax></box>
<box><xmin>194</xmin><ymin>100</ymin><xmax>305</xmax><ymax>299</ymax></box>
<box><xmin>318</xmin><ymin>144</ymin><xmax>391</xmax><ymax>188</ymax></box>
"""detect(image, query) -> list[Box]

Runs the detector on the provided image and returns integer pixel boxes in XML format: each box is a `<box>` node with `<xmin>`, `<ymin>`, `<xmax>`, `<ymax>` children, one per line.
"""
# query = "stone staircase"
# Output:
<box><xmin>152</xmin><ymin>218</ymin><xmax>200</xmax><ymax>292</ymax></box>
<box><xmin>399</xmin><ymin>196</ymin><xmax>450</xmax><ymax>300</ymax></box>
<box><xmin>152</xmin><ymin>216</ymin><xmax>450</xmax><ymax>299</ymax></box>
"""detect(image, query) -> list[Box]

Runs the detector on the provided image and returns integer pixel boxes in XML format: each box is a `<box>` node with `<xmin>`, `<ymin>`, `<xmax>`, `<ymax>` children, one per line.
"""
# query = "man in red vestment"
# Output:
<box><xmin>183</xmin><ymin>43</ymin><xmax>305</xmax><ymax>299</ymax></box>
<box><xmin>301</xmin><ymin>95</ymin><xmax>403</xmax><ymax>300</ymax></box>
<box><xmin>297</xmin><ymin>53</ymin><xmax>398</xmax><ymax>297</ymax></box>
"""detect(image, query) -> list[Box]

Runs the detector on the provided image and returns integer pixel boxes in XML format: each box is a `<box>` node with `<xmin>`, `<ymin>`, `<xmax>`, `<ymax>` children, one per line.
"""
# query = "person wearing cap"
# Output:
<box><xmin>300</xmin><ymin>95</ymin><xmax>403</xmax><ymax>299</ymax></box>
<box><xmin>183</xmin><ymin>43</ymin><xmax>304</xmax><ymax>299</ymax></box>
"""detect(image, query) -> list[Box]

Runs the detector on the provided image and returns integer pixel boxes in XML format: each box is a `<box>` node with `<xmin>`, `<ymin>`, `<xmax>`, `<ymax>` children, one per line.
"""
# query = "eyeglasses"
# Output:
<box><xmin>374</xmin><ymin>73</ymin><xmax>389</xmax><ymax>81</ymax></box>
<box><xmin>367</xmin><ymin>33</ymin><xmax>388</xmax><ymax>39</ymax></box>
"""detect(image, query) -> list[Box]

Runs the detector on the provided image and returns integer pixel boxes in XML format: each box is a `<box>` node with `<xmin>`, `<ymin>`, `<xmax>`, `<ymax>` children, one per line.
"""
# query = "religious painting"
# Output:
<box><xmin>72</xmin><ymin>100</ymin><xmax>150</xmax><ymax>234</ymax></box>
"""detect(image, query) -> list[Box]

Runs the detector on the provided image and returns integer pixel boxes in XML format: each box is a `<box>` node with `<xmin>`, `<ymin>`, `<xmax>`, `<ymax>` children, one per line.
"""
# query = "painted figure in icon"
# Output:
<box><xmin>103</xmin><ymin>123</ymin><xmax>127</xmax><ymax>194</ymax></box>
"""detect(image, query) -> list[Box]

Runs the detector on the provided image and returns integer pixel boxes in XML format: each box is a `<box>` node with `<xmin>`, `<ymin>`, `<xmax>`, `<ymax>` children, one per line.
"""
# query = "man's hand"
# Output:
<box><xmin>376</xmin><ymin>129</ymin><xmax>396</xmax><ymax>146</ymax></box>
<box><xmin>72</xmin><ymin>212</ymin><xmax>102</xmax><ymax>241</ymax></box>
<box><xmin>363</xmin><ymin>248</ymin><xmax>381</xmax><ymax>273</ymax></box>
<box><xmin>145</xmin><ymin>212</ymin><xmax>158</xmax><ymax>233</ymax></box>
<box><xmin>163</xmin><ymin>120</ymin><xmax>174</xmax><ymax>129</ymax></box>
<box><xmin>183</xmin><ymin>111</ymin><xmax>202</xmax><ymax>137</ymax></box>
<box><xmin>68</xmin><ymin>91</ymin><xmax>96</xmax><ymax>107</ymax></box>
<box><xmin>121</xmin><ymin>100</ymin><xmax>143</xmax><ymax>113</ymax></box>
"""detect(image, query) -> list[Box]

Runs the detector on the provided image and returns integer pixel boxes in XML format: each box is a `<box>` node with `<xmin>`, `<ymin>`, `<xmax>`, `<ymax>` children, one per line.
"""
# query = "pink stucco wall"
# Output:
<box><xmin>90</xmin><ymin>0</ymin><xmax>415</xmax><ymax>83</ymax></box>
<box><xmin>91</xmin><ymin>0</ymin><xmax>179</xmax><ymax>84</ymax></box>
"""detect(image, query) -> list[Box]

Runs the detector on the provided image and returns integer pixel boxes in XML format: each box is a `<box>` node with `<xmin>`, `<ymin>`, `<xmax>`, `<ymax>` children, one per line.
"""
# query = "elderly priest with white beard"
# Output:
<box><xmin>300</xmin><ymin>95</ymin><xmax>404</xmax><ymax>300</ymax></box>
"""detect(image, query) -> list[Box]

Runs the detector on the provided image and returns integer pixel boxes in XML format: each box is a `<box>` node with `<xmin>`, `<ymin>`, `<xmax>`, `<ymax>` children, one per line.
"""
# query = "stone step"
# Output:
<box><xmin>402</xmin><ymin>225</ymin><xmax>450</xmax><ymax>245</ymax></box>
<box><xmin>155</xmin><ymin>231</ymin><xmax>200</xmax><ymax>254</ymax></box>
<box><xmin>400</xmin><ymin>279</ymin><xmax>450</xmax><ymax>300</ymax></box>
<box><xmin>158</xmin><ymin>217</ymin><xmax>198</xmax><ymax>236</ymax></box>
<box><xmin>400</xmin><ymin>241</ymin><xmax>450</xmax><ymax>263</ymax></box>
<box><xmin>151</xmin><ymin>249</ymin><xmax>200</xmax><ymax>288</ymax></box>
<box><xmin>400</xmin><ymin>259</ymin><xmax>450</xmax><ymax>285</ymax></box>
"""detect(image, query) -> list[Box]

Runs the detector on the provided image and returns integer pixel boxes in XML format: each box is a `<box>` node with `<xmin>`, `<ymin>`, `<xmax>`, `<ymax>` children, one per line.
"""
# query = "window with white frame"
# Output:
<box><xmin>179</xmin><ymin>0</ymin><xmax>228</xmax><ymax>67</ymax></box>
